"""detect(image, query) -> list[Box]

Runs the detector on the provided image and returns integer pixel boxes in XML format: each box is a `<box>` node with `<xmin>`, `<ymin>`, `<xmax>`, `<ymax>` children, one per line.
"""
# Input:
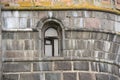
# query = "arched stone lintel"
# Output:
<box><xmin>36</xmin><ymin>18</ymin><xmax>65</xmax><ymax>30</ymax></box>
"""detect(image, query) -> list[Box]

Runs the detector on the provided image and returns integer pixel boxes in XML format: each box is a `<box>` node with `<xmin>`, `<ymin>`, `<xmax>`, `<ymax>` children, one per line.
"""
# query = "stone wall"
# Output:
<box><xmin>1</xmin><ymin>10</ymin><xmax>120</xmax><ymax>80</ymax></box>
<box><xmin>0</xmin><ymin>5</ymin><xmax>2</xmax><ymax>80</ymax></box>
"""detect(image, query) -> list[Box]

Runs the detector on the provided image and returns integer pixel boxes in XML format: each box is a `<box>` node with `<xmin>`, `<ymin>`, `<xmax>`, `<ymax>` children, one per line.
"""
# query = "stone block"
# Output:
<box><xmin>107</xmin><ymin>34</ymin><xmax>115</xmax><ymax>41</ymax></box>
<box><xmin>24</xmin><ymin>40</ymin><xmax>34</xmax><ymax>50</ymax></box>
<box><xmin>115</xmin><ymin>35</ymin><xmax>120</xmax><ymax>43</ymax></box>
<box><xmin>17</xmin><ymin>32</ymin><xmax>30</xmax><ymax>39</ymax></box>
<box><xmin>82</xmin><ymin>50</ymin><xmax>92</xmax><ymax>57</ymax></box>
<box><xmin>65</xmin><ymin>31</ymin><xmax>71</xmax><ymax>39</ymax></box>
<box><xmin>84</xmin><ymin>11</ymin><xmax>93</xmax><ymax>18</ymax></box>
<box><xmin>33</xmin><ymin>62</ymin><xmax>52</xmax><ymax>71</ymax></box>
<box><xmin>65</xmin><ymin>39</ymin><xmax>72</xmax><ymax>50</ymax></box>
<box><xmin>99</xmin><ymin>63</ymin><xmax>108</xmax><ymax>72</ymax></box>
<box><xmin>13</xmin><ymin>11</ymin><xmax>19</xmax><ymax>17</ymax></box>
<box><xmin>101</xmin><ymin>19</ymin><xmax>114</xmax><ymax>31</ymax></box>
<box><xmin>54</xmin><ymin>61</ymin><xmax>71</xmax><ymax>70</ymax></box>
<box><xmin>19</xmin><ymin>11</ymin><xmax>31</xmax><ymax>18</ymax></box>
<box><xmin>91</xmin><ymin>62</ymin><xmax>99</xmax><ymax>71</ymax></box>
<box><xmin>107</xmin><ymin>13</ymin><xmax>115</xmax><ymax>20</ymax></box>
<box><xmin>111</xmin><ymin>65</ymin><xmax>119</xmax><ymax>76</ymax></box>
<box><xmin>115</xmin><ymin>22</ymin><xmax>120</xmax><ymax>32</ymax></box>
<box><xmin>3</xmin><ymin>62</ymin><xmax>31</xmax><ymax>72</ymax></box>
<box><xmin>3</xmin><ymin>74</ymin><xmax>19</xmax><ymax>80</ymax></box>
<box><xmin>2</xmin><ymin>11</ymin><xmax>12</xmax><ymax>17</ymax></box>
<box><xmin>109</xmin><ymin>43</ymin><xmax>119</xmax><ymax>53</ymax></box>
<box><xmin>94</xmin><ymin>40</ymin><xmax>104</xmax><ymax>51</ymax></box>
<box><xmin>5</xmin><ymin>18</ymin><xmax>19</xmax><ymax>29</ymax></box>
<box><xmin>4</xmin><ymin>51</ymin><xmax>23</xmax><ymax>59</ymax></box>
<box><xmin>79</xmin><ymin>73</ymin><xmax>94</xmax><ymax>80</ymax></box>
<box><xmin>20</xmin><ymin>73</ymin><xmax>44</xmax><ymax>80</ymax></box>
<box><xmin>45</xmin><ymin>73</ymin><xmax>61</xmax><ymax>80</ymax></box>
<box><xmin>20</xmin><ymin>18</ymin><xmax>27</xmax><ymax>28</ymax></box>
<box><xmin>108</xmin><ymin>54</ymin><xmax>117</xmax><ymax>60</ymax></box>
<box><xmin>103</xmin><ymin>41</ymin><xmax>111</xmax><ymax>52</ymax></box>
<box><xmin>108</xmin><ymin>76</ymin><xmax>118</xmax><ymax>80</ymax></box>
<box><xmin>95</xmin><ymin>74</ymin><xmax>109</xmax><ymax>80</ymax></box>
<box><xmin>78</xmin><ymin>40</ymin><xmax>87</xmax><ymax>49</ymax></box>
<box><xmin>92</xmin><ymin>12</ymin><xmax>107</xmax><ymax>19</ymax></box>
<box><xmin>74</xmin><ymin>61</ymin><xmax>89</xmax><ymax>71</ymax></box>
<box><xmin>63</xmin><ymin>73</ymin><xmax>76</xmax><ymax>80</ymax></box>
<box><xmin>101</xmin><ymin>33</ymin><xmax>108</xmax><ymax>40</ymax></box>
<box><xmin>84</xmin><ymin>18</ymin><xmax>101</xmax><ymax>28</ymax></box>
<box><xmin>2</xmin><ymin>32</ymin><xmax>14</xmax><ymax>39</ymax></box>
<box><xmin>91</xmin><ymin>32</ymin><xmax>102</xmax><ymax>40</ymax></box>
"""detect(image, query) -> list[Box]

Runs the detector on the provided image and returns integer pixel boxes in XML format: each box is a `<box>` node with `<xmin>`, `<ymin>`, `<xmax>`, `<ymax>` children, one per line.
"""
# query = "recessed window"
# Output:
<box><xmin>42</xmin><ymin>21</ymin><xmax>62</xmax><ymax>57</ymax></box>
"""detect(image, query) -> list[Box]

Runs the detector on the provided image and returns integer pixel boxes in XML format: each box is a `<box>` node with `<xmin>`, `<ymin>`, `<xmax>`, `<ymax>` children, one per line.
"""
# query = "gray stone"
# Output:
<box><xmin>54</xmin><ymin>61</ymin><xmax>71</xmax><ymax>70</ymax></box>
<box><xmin>108</xmin><ymin>54</ymin><xmax>117</xmax><ymax>60</ymax></box>
<box><xmin>99</xmin><ymin>63</ymin><xmax>108</xmax><ymax>72</ymax></box>
<box><xmin>111</xmin><ymin>65</ymin><xmax>119</xmax><ymax>76</ymax></box>
<box><xmin>3</xmin><ymin>62</ymin><xmax>31</xmax><ymax>72</ymax></box>
<box><xmin>2</xmin><ymin>32</ymin><xmax>14</xmax><ymax>39</ymax></box>
<box><xmin>63</xmin><ymin>73</ymin><xmax>76</xmax><ymax>80</ymax></box>
<box><xmin>3</xmin><ymin>74</ymin><xmax>19</xmax><ymax>80</ymax></box>
<box><xmin>107</xmin><ymin>13</ymin><xmax>115</xmax><ymax>20</ymax></box>
<box><xmin>45</xmin><ymin>73</ymin><xmax>61</xmax><ymax>80</ymax></box>
<box><xmin>94</xmin><ymin>40</ymin><xmax>104</xmax><ymax>51</ymax></box>
<box><xmin>96</xmin><ymin>74</ymin><xmax>109</xmax><ymax>80</ymax></box>
<box><xmin>109</xmin><ymin>43</ymin><xmax>119</xmax><ymax>53</ymax></box>
<box><xmin>24</xmin><ymin>40</ymin><xmax>34</xmax><ymax>50</ymax></box>
<box><xmin>79</xmin><ymin>73</ymin><xmax>94</xmax><ymax>80</ymax></box>
<box><xmin>91</xmin><ymin>62</ymin><xmax>99</xmax><ymax>71</ymax></box>
<box><xmin>74</xmin><ymin>61</ymin><xmax>89</xmax><ymax>71</ymax></box>
<box><xmin>33</xmin><ymin>62</ymin><xmax>52</xmax><ymax>71</ymax></box>
<box><xmin>20</xmin><ymin>73</ymin><xmax>44</xmax><ymax>80</ymax></box>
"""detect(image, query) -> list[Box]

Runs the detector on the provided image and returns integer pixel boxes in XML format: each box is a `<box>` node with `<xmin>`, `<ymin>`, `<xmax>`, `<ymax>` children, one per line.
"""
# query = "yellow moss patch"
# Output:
<box><xmin>18</xmin><ymin>1</ymin><xmax>33</xmax><ymax>7</ymax></box>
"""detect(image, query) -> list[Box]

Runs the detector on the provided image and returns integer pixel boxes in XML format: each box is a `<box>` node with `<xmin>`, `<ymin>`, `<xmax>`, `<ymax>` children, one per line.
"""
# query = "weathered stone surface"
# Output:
<box><xmin>95</xmin><ymin>74</ymin><xmax>109</xmax><ymax>80</ymax></box>
<box><xmin>99</xmin><ymin>63</ymin><xmax>108</xmax><ymax>72</ymax></box>
<box><xmin>33</xmin><ymin>62</ymin><xmax>52</xmax><ymax>71</ymax></box>
<box><xmin>3</xmin><ymin>62</ymin><xmax>31</xmax><ymax>72</ymax></box>
<box><xmin>63</xmin><ymin>73</ymin><xmax>76</xmax><ymax>80</ymax></box>
<box><xmin>45</xmin><ymin>73</ymin><xmax>61</xmax><ymax>80</ymax></box>
<box><xmin>54</xmin><ymin>61</ymin><xmax>71</xmax><ymax>70</ymax></box>
<box><xmin>94</xmin><ymin>40</ymin><xmax>104</xmax><ymax>51</ymax></box>
<box><xmin>74</xmin><ymin>61</ymin><xmax>89</xmax><ymax>71</ymax></box>
<box><xmin>3</xmin><ymin>74</ymin><xmax>19</xmax><ymax>80</ymax></box>
<box><xmin>2</xmin><ymin>32</ymin><xmax>14</xmax><ymax>39</ymax></box>
<box><xmin>79</xmin><ymin>73</ymin><xmax>94</xmax><ymax>80</ymax></box>
<box><xmin>84</xmin><ymin>18</ymin><xmax>101</xmax><ymax>28</ymax></box>
<box><xmin>91</xmin><ymin>62</ymin><xmax>99</xmax><ymax>71</ymax></box>
<box><xmin>111</xmin><ymin>65</ymin><xmax>119</xmax><ymax>76</ymax></box>
<box><xmin>20</xmin><ymin>73</ymin><xmax>44</xmax><ymax>80</ymax></box>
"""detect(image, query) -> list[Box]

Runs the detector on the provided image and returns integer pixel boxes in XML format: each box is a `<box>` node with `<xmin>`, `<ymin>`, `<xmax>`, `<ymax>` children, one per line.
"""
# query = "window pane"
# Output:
<box><xmin>45</xmin><ymin>45</ymin><xmax>52</xmax><ymax>56</ymax></box>
<box><xmin>54</xmin><ymin>39</ymin><xmax>58</xmax><ymax>56</ymax></box>
<box><xmin>45</xmin><ymin>28</ymin><xmax>58</xmax><ymax>37</ymax></box>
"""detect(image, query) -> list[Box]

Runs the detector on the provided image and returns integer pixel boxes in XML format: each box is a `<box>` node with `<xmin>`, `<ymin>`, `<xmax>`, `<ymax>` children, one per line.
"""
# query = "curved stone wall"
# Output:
<box><xmin>1</xmin><ymin>10</ymin><xmax>120</xmax><ymax>80</ymax></box>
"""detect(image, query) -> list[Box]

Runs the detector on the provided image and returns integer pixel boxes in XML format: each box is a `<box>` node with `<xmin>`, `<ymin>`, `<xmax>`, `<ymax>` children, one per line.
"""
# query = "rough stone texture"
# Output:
<box><xmin>74</xmin><ymin>61</ymin><xmax>89</xmax><ymax>71</ymax></box>
<box><xmin>1</xmin><ymin>10</ymin><xmax>120</xmax><ymax>80</ymax></box>
<box><xmin>3</xmin><ymin>62</ymin><xmax>31</xmax><ymax>72</ymax></box>
<box><xmin>3</xmin><ymin>74</ymin><xmax>19</xmax><ymax>80</ymax></box>
<box><xmin>95</xmin><ymin>74</ymin><xmax>109</xmax><ymax>80</ymax></box>
<box><xmin>33</xmin><ymin>62</ymin><xmax>52</xmax><ymax>71</ymax></box>
<box><xmin>20</xmin><ymin>73</ymin><xmax>44</xmax><ymax>80</ymax></box>
<box><xmin>63</xmin><ymin>73</ymin><xmax>76</xmax><ymax>80</ymax></box>
<box><xmin>45</xmin><ymin>73</ymin><xmax>61</xmax><ymax>80</ymax></box>
<box><xmin>54</xmin><ymin>61</ymin><xmax>71</xmax><ymax>70</ymax></box>
<box><xmin>79</xmin><ymin>73</ymin><xmax>94</xmax><ymax>80</ymax></box>
<box><xmin>0</xmin><ymin>6</ymin><xmax>2</xmax><ymax>80</ymax></box>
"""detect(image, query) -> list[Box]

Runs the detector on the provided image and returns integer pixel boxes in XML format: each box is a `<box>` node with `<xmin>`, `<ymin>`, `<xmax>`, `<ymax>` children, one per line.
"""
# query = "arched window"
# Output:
<box><xmin>42</xmin><ymin>21</ymin><xmax>62</xmax><ymax>57</ymax></box>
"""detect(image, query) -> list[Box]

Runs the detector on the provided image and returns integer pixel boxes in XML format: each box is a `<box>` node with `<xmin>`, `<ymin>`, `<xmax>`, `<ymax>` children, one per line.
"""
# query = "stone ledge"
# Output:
<box><xmin>3</xmin><ymin>57</ymin><xmax>120</xmax><ymax>67</ymax></box>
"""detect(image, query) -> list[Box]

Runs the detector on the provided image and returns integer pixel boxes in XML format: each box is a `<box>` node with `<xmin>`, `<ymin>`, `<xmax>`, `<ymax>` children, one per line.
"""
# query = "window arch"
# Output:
<box><xmin>42</xmin><ymin>21</ymin><xmax>62</xmax><ymax>57</ymax></box>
